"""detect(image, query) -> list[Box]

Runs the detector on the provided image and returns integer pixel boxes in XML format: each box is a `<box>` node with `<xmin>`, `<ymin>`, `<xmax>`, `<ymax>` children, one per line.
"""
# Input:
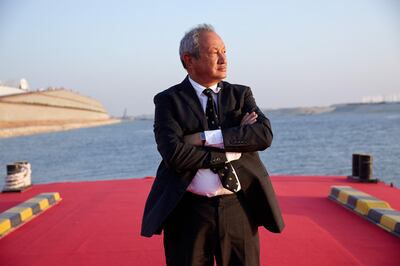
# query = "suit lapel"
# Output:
<box><xmin>178</xmin><ymin>77</ymin><xmax>208</xmax><ymax>130</ymax></box>
<box><xmin>217</xmin><ymin>81</ymin><xmax>227</xmax><ymax>127</ymax></box>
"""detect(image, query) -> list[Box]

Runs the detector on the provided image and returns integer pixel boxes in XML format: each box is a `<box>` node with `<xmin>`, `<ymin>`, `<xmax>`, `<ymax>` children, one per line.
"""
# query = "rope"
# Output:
<box><xmin>3</xmin><ymin>162</ymin><xmax>31</xmax><ymax>190</ymax></box>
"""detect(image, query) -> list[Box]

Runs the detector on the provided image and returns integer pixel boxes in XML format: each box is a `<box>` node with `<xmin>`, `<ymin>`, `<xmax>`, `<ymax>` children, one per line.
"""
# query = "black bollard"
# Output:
<box><xmin>348</xmin><ymin>153</ymin><xmax>378</xmax><ymax>183</ymax></box>
<box><xmin>359</xmin><ymin>154</ymin><xmax>373</xmax><ymax>180</ymax></box>
<box><xmin>352</xmin><ymin>154</ymin><xmax>361</xmax><ymax>177</ymax></box>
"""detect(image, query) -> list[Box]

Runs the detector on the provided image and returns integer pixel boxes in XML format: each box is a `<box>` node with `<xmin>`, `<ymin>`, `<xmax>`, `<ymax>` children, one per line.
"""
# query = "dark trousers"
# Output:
<box><xmin>163</xmin><ymin>192</ymin><xmax>260</xmax><ymax>266</ymax></box>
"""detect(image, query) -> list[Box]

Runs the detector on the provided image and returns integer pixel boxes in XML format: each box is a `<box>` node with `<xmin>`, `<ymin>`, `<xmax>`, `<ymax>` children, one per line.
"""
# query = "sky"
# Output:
<box><xmin>1</xmin><ymin>0</ymin><xmax>399</xmax><ymax>116</ymax></box>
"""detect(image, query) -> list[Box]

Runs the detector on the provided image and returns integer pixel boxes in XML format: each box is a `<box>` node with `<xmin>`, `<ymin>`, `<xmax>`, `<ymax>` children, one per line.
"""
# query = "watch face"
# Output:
<box><xmin>201</xmin><ymin>132</ymin><xmax>206</xmax><ymax>141</ymax></box>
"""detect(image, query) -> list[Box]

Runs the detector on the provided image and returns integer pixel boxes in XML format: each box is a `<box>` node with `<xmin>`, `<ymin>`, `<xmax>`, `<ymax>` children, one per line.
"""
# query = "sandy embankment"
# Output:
<box><xmin>0</xmin><ymin>119</ymin><xmax>121</xmax><ymax>138</ymax></box>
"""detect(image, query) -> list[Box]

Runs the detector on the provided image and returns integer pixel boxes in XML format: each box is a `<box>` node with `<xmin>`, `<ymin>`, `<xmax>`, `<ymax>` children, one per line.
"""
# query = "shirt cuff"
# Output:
<box><xmin>204</xmin><ymin>129</ymin><xmax>224</xmax><ymax>148</ymax></box>
<box><xmin>225</xmin><ymin>152</ymin><xmax>241</xmax><ymax>162</ymax></box>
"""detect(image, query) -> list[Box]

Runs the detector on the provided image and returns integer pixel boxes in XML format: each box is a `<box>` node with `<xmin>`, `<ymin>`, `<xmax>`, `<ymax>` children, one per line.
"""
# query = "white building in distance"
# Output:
<box><xmin>362</xmin><ymin>93</ymin><xmax>400</xmax><ymax>103</ymax></box>
<box><xmin>0</xmin><ymin>79</ymin><xmax>29</xmax><ymax>97</ymax></box>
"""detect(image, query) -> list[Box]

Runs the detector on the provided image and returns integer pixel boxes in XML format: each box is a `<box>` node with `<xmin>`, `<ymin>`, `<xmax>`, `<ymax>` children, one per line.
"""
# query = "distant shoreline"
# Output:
<box><xmin>0</xmin><ymin>119</ymin><xmax>121</xmax><ymax>138</ymax></box>
<box><xmin>265</xmin><ymin>101</ymin><xmax>400</xmax><ymax>116</ymax></box>
<box><xmin>128</xmin><ymin>101</ymin><xmax>400</xmax><ymax>120</ymax></box>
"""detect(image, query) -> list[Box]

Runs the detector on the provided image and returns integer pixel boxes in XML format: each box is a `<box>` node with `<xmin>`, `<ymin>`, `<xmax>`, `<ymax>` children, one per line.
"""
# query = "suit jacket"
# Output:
<box><xmin>141</xmin><ymin>76</ymin><xmax>285</xmax><ymax>237</ymax></box>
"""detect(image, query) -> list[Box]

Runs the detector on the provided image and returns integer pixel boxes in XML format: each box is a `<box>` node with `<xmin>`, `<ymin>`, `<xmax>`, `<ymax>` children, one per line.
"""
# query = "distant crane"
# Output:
<box><xmin>122</xmin><ymin>108</ymin><xmax>128</xmax><ymax>119</ymax></box>
<box><xmin>121</xmin><ymin>108</ymin><xmax>134</xmax><ymax>121</ymax></box>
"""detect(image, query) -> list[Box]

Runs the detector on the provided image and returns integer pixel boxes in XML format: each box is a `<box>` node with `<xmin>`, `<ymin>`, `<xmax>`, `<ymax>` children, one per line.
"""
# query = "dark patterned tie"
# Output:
<box><xmin>203</xmin><ymin>88</ymin><xmax>219</xmax><ymax>130</ymax></box>
<box><xmin>203</xmin><ymin>88</ymin><xmax>240</xmax><ymax>192</ymax></box>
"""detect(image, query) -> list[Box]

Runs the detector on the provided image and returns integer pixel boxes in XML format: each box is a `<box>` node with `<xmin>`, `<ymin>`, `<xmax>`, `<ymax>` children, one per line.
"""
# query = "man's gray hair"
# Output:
<box><xmin>179</xmin><ymin>24</ymin><xmax>215</xmax><ymax>69</ymax></box>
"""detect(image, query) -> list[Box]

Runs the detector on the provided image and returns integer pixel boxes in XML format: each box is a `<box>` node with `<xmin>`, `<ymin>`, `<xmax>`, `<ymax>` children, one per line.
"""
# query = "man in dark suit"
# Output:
<box><xmin>141</xmin><ymin>24</ymin><xmax>284</xmax><ymax>266</ymax></box>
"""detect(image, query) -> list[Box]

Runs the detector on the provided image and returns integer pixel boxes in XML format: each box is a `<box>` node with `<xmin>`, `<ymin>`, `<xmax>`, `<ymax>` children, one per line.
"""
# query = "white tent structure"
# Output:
<box><xmin>0</xmin><ymin>79</ymin><xmax>29</xmax><ymax>97</ymax></box>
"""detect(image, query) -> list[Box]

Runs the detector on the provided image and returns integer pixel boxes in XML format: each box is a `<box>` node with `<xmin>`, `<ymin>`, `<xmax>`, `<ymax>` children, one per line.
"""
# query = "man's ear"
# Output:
<box><xmin>183</xmin><ymin>54</ymin><xmax>192</xmax><ymax>69</ymax></box>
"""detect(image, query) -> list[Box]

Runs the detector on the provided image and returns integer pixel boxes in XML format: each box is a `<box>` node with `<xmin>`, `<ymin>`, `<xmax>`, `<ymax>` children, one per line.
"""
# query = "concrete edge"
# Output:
<box><xmin>328</xmin><ymin>186</ymin><xmax>400</xmax><ymax>238</ymax></box>
<box><xmin>0</xmin><ymin>192</ymin><xmax>62</xmax><ymax>238</ymax></box>
<box><xmin>0</xmin><ymin>119</ymin><xmax>121</xmax><ymax>138</ymax></box>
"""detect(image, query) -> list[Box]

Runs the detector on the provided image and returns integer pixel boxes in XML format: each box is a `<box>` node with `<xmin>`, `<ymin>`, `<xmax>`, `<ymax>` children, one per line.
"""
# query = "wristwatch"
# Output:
<box><xmin>200</xmin><ymin>132</ymin><xmax>206</xmax><ymax>146</ymax></box>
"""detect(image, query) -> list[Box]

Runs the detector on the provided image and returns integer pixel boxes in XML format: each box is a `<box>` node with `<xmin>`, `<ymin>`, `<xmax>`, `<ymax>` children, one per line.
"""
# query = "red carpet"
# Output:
<box><xmin>0</xmin><ymin>176</ymin><xmax>399</xmax><ymax>266</ymax></box>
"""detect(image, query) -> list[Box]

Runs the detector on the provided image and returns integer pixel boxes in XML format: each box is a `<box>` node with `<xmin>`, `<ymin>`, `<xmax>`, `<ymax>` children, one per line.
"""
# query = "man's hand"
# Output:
<box><xmin>241</xmin><ymin>112</ymin><xmax>258</xmax><ymax>126</ymax></box>
<box><xmin>183</xmin><ymin>112</ymin><xmax>257</xmax><ymax>146</ymax></box>
<box><xmin>183</xmin><ymin>132</ymin><xmax>203</xmax><ymax>146</ymax></box>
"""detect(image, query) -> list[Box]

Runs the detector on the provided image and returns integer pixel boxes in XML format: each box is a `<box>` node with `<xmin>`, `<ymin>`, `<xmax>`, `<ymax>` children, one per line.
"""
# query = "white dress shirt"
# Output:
<box><xmin>186</xmin><ymin>77</ymin><xmax>241</xmax><ymax>197</ymax></box>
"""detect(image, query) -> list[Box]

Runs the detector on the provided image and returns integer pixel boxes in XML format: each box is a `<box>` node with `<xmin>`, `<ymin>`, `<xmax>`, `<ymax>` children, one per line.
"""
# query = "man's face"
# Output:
<box><xmin>186</xmin><ymin>31</ymin><xmax>227</xmax><ymax>86</ymax></box>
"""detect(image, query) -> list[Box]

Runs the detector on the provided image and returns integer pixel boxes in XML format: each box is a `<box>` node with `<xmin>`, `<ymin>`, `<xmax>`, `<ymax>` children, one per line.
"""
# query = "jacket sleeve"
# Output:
<box><xmin>153</xmin><ymin>92</ymin><xmax>227</xmax><ymax>172</ymax></box>
<box><xmin>222</xmin><ymin>87</ymin><xmax>273</xmax><ymax>152</ymax></box>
